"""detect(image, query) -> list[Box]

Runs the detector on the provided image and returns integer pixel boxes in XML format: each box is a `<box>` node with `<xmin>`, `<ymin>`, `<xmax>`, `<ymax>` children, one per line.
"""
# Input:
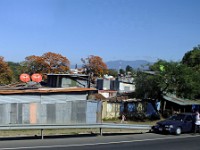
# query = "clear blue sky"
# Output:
<box><xmin>0</xmin><ymin>0</ymin><xmax>200</xmax><ymax>65</ymax></box>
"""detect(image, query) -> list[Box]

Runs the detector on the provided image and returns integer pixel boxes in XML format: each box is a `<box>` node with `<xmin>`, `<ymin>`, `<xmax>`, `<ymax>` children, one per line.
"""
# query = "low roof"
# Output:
<box><xmin>47</xmin><ymin>74</ymin><xmax>89</xmax><ymax>77</ymax></box>
<box><xmin>0</xmin><ymin>87</ymin><xmax>97</xmax><ymax>95</ymax></box>
<box><xmin>163</xmin><ymin>94</ymin><xmax>200</xmax><ymax>106</ymax></box>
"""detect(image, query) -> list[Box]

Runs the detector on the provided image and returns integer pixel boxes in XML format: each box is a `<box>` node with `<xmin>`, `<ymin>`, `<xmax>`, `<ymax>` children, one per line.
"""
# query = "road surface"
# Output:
<box><xmin>0</xmin><ymin>133</ymin><xmax>199</xmax><ymax>150</ymax></box>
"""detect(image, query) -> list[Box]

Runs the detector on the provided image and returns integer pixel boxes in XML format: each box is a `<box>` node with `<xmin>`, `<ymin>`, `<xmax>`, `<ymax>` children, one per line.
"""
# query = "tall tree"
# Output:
<box><xmin>126</xmin><ymin>65</ymin><xmax>133</xmax><ymax>73</ymax></box>
<box><xmin>81</xmin><ymin>55</ymin><xmax>108</xmax><ymax>77</ymax></box>
<box><xmin>42</xmin><ymin>52</ymin><xmax>70</xmax><ymax>73</ymax></box>
<box><xmin>24</xmin><ymin>55</ymin><xmax>46</xmax><ymax>74</ymax></box>
<box><xmin>135</xmin><ymin>70</ymin><xmax>162</xmax><ymax>99</ymax></box>
<box><xmin>0</xmin><ymin>56</ymin><xmax>13</xmax><ymax>85</ymax></box>
<box><xmin>24</xmin><ymin>52</ymin><xmax>70</xmax><ymax>74</ymax></box>
<box><xmin>182</xmin><ymin>45</ymin><xmax>200</xmax><ymax>69</ymax></box>
<box><xmin>135</xmin><ymin>57</ymin><xmax>200</xmax><ymax>100</ymax></box>
<box><xmin>119</xmin><ymin>68</ymin><xmax>125</xmax><ymax>75</ymax></box>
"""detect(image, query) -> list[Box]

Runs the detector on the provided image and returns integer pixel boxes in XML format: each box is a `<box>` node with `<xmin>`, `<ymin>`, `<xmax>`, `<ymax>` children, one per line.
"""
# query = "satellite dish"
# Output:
<box><xmin>31</xmin><ymin>73</ymin><xmax>42</xmax><ymax>83</ymax></box>
<box><xmin>20</xmin><ymin>74</ymin><xmax>30</xmax><ymax>83</ymax></box>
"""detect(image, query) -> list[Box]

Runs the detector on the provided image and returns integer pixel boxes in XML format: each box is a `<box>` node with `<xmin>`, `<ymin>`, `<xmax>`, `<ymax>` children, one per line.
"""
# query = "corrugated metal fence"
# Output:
<box><xmin>0</xmin><ymin>94</ymin><xmax>102</xmax><ymax>125</ymax></box>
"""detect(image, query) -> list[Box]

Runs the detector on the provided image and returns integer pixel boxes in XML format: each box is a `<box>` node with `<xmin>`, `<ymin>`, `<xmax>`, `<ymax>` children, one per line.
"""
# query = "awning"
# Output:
<box><xmin>163</xmin><ymin>94</ymin><xmax>200</xmax><ymax>106</ymax></box>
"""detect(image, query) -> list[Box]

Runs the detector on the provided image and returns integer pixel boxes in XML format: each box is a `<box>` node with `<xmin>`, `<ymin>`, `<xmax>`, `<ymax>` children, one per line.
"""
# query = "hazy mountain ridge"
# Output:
<box><xmin>106</xmin><ymin>60</ymin><xmax>152</xmax><ymax>70</ymax></box>
<box><xmin>71</xmin><ymin>60</ymin><xmax>152</xmax><ymax>70</ymax></box>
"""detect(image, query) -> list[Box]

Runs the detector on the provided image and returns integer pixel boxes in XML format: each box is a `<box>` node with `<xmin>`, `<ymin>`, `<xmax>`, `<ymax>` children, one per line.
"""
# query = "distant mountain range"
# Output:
<box><xmin>71</xmin><ymin>60</ymin><xmax>152</xmax><ymax>70</ymax></box>
<box><xmin>106</xmin><ymin>60</ymin><xmax>152</xmax><ymax>70</ymax></box>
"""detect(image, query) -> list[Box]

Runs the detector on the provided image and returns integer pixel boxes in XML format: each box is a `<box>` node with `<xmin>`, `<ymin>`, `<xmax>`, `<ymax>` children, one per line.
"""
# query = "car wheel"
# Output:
<box><xmin>175</xmin><ymin>127</ymin><xmax>181</xmax><ymax>135</ymax></box>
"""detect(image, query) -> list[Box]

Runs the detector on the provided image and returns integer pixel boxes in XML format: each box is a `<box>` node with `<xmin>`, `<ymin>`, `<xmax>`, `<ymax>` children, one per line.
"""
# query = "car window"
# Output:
<box><xmin>185</xmin><ymin>116</ymin><xmax>192</xmax><ymax>122</ymax></box>
<box><xmin>169</xmin><ymin>114</ymin><xmax>185</xmax><ymax>121</ymax></box>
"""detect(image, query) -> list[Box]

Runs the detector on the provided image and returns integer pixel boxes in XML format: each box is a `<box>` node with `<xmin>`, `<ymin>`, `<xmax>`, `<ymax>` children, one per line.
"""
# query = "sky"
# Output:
<box><xmin>0</xmin><ymin>0</ymin><xmax>200</xmax><ymax>65</ymax></box>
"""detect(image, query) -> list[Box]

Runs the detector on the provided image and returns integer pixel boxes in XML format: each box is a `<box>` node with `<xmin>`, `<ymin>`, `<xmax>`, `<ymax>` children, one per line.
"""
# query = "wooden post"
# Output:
<box><xmin>163</xmin><ymin>101</ymin><xmax>166</xmax><ymax>111</ymax></box>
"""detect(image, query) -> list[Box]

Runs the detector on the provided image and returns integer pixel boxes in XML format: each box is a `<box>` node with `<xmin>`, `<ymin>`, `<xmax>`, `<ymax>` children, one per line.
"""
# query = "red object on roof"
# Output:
<box><xmin>31</xmin><ymin>73</ymin><xmax>42</xmax><ymax>83</ymax></box>
<box><xmin>20</xmin><ymin>74</ymin><xmax>30</xmax><ymax>83</ymax></box>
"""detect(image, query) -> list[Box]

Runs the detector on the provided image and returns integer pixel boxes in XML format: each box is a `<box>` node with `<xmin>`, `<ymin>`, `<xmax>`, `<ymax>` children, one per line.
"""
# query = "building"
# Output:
<box><xmin>47</xmin><ymin>74</ymin><xmax>89</xmax><ymax>88</ymax></box>
<box><xmin>0</xmin><ymin>87</ymin><xmax>101</xmax><ymax>125</ymax></box>
<box><xmin>161</xmin><ymin>94</ymin><xmax>200</xmax><ymax>117</ymax></box>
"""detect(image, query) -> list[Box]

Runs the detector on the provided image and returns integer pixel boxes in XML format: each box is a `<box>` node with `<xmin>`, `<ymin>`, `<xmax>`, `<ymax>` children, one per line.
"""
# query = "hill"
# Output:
<box><xmin>71</xmin><ymin>60</ymin><xmax>152</xmax><ymax>70</ymax></box>
<box><xmin>106</xmin><ymin>60</ymin><xmax>152</xmax><ymax>70</ymax></box>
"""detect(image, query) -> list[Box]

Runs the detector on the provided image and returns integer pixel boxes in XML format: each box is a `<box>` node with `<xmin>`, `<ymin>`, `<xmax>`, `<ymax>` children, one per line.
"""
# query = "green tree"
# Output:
<box><xmin>135</xmin><ymin>70</ymin><xmax>162</xmax><ymax>99</ymax></box>
<box><xmin>0</xmin><ymin>56</ymin><xmax>13</xmax><ymax>85</ymax></box>
<box><xmin>135</xmin><ymin>56</ymin><xmax>200</xmax><ymax>100</ymax></box>
<box><xmin>182</xmin><ymin>45</ymin><xmax>200</xmax><ymax>69</ymax></box>
<box><xmin>126</xmin><ymin>65</ymin><xmax>133</xmax><ymax>73</ymax></box>
<box><xmin>119</xmin><ymin>68</ymin><xmax>125</xmax><ymax>75</ymax></box>
<box><xmin>7</xmin><ymin>61</ymin><xmax>24</xmax><ymax>82</ymax></box>
<box><xmin>108</xmin><ymin>69</ymin><xmax>118</xmax><ymax>77</ymax></box>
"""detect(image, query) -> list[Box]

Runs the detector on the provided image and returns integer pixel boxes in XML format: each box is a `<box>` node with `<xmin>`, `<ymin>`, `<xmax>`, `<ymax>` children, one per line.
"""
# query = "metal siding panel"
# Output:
<box><xmin>0</xmin><ymin>104</ymin><xmax>10</xmax><ymax>124</ymax></box>
<box><xmin>86</xmin><ymin>101</ymin><xmax>97</xmax><ymax>124</ymax></box>
<box><xmin>47</xmin><ymin>104</ymin><xmax>56</xmax><ymax>124</ymax></box>
<box><xmin>0</xmin><ymin>95</ymin><xmax>41</xmax><ymax>104</ymax></box>
<box><xmin>22</xmin><ymin>104</ymin><xmax>30</xmax><ymax>124</ymax></box>
<box><xmin>10</xmin><ymin>103</ymin><xmax>17</xmax><ymax>124</ymax></box>
<box><xmin>18</xmin><ymin>104</ymin><xmax>22</xmax><ymax>124</ymax></box>
<box><xmin>65</xmin><ymin>101</ymin><xmax>72</xmax><ymax>124</ymax></box>
<box><xmin>38</xmin><ymin>104</ymin><xmax>47</xmax><ymax>124</ymax></box>
<box><xmin>71</xmin><ymin>101</ymin><xmax>86</xmax><ymax>124</ymax></box>
<box><xmin>56</xmin><ymin>104</ymin><xmax>68</xmax><ymax>124</ymax></box>
<box><xmin>0</xmin><ymin>93</ymin><xmax>91</xmax><ymax>125</ymax></box>
<box><xmin>41</xmin><ymin>94</ymin><xmax>87</xmax><ymax>104</ymax></box>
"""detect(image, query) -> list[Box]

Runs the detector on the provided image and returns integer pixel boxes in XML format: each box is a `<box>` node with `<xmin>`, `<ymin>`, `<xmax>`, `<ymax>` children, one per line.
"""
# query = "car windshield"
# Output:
<box><xmin>168</xmin><ymin>114</ymin><xmax>186</xmax><ymax>121</ymax></box>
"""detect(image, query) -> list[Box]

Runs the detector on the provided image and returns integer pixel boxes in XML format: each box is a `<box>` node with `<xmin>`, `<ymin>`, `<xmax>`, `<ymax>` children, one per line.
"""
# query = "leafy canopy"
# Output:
<box><xmin>0</xmin><ymin>56</ymin><xmax>12</xmax><ymax>85</ymax></box>
<box><xmin>81</xmin><ymin>55</ymin><xmax>108</xmax><ymax>77</ymax></box>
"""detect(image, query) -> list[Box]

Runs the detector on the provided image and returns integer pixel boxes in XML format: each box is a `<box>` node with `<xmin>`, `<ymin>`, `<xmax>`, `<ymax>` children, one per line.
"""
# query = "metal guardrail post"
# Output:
<box><xmin>41</xmin><ymin>129</ymin><xmax>44</xmax><ymax>140</ymax></box>
<box><xmin>100</xmin><ymin>127</ymin><xmax>103</xmax><ymax>136</ymax></box>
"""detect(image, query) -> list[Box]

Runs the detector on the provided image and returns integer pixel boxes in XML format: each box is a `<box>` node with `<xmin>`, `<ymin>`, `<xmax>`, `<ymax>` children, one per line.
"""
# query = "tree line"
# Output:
<box><xmin>0</xmin><ymin>52</ymin><xmax>108</xmax><ymax>85</ymax></box>
<box><xmin>135</xmin><ymin>45</ymin><xmax>200</xmax><ymax>100</ymax></box>
<box><xmin>1</xmin><ymin>45</ymin><xmax>200</xmax><ymax>100</ymax></box>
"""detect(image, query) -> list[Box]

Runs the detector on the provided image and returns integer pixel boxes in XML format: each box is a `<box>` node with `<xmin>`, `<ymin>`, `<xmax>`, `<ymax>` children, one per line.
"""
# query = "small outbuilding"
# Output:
<box><xmin>162</xmin><ymin>94</ymin><xmax>200</xmax><ymax>117</ymax></box>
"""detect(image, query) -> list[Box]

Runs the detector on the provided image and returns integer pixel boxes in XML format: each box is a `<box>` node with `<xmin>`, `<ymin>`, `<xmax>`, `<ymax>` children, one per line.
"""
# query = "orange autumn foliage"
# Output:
<box><xmin>82</xmin><ymin>55</ymin><xmax>108</xmax><ymax>77</ymax></box>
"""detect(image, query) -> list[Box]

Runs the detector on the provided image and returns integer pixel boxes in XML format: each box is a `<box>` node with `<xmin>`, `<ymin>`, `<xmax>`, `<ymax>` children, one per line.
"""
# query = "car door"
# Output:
<box><xmin>182</xmin><ymin>115</ymin><xmax>193</xmax><ymax>132</ymax></box>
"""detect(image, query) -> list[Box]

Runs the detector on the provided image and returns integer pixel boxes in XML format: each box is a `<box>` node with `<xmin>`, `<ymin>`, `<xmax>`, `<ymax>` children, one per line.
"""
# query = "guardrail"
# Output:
<box><xmin>0</xmin><ymin>123</ymin><xmax>152</xmax><ymax>139</ymax></box>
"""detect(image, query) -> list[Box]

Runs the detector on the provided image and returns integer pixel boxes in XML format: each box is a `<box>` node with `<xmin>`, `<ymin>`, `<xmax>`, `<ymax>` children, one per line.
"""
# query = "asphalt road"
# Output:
<box><xmin>0</xmin><ymin>133</ymin><xmax>199</xmax><ymax>150</ymax></box>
